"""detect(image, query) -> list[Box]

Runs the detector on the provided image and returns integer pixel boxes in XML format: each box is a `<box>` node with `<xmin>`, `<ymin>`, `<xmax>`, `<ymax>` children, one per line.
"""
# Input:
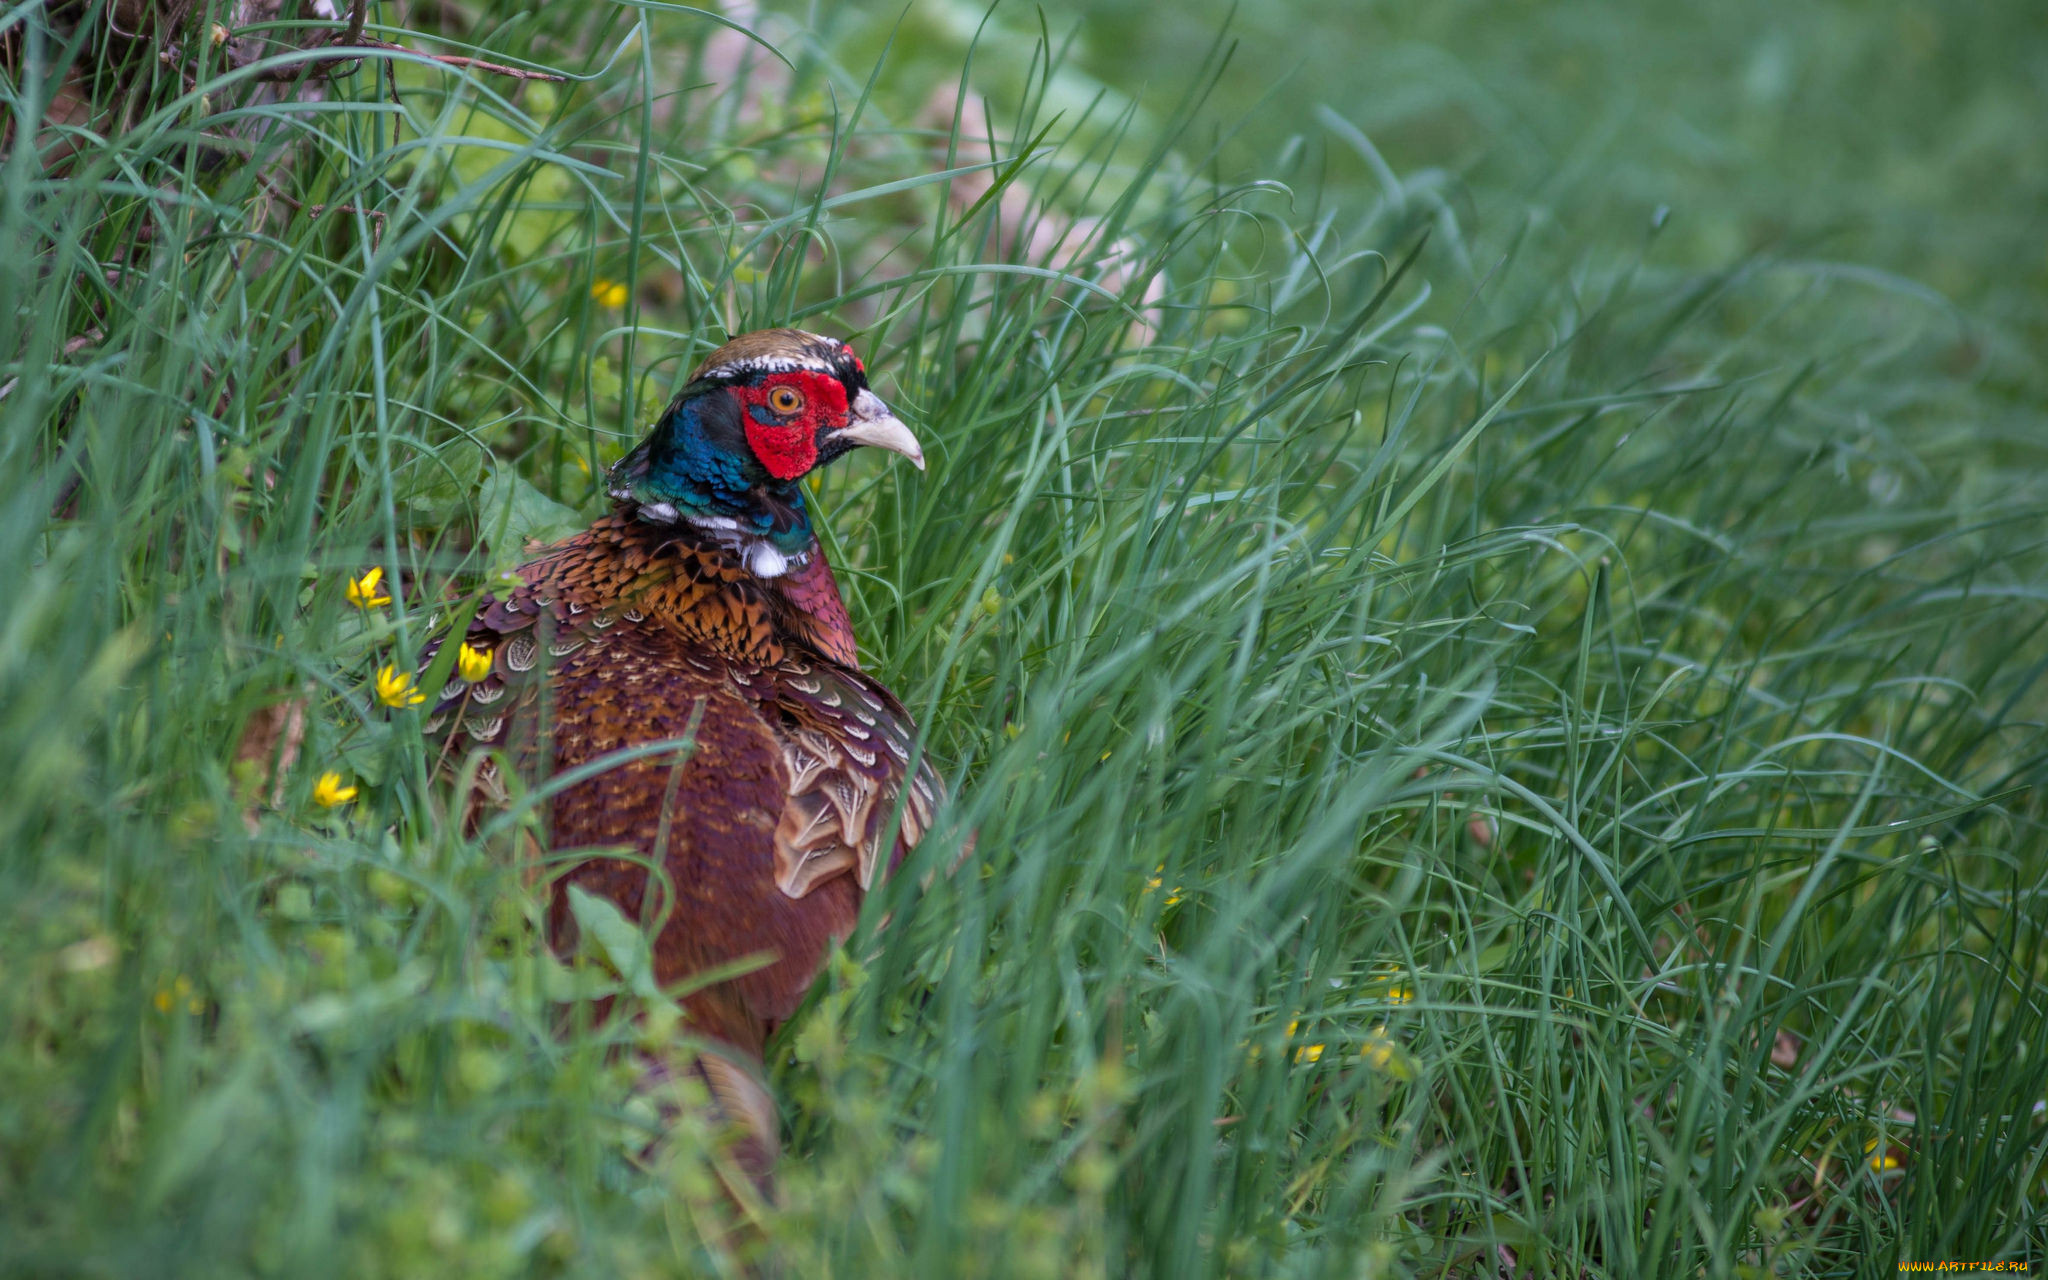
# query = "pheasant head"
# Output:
<box><xmin>605</xmin><ymin>328</ymin><xmax>922</xmax><ymax>577</ymax></box>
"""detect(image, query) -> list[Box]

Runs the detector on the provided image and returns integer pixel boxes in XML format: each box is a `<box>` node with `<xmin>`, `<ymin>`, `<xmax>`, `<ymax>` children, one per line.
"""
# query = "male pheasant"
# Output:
<box><xmin>423</xmin><ymin>328</ymin><xmax>939</xmax><ymax>1177</ymax></box>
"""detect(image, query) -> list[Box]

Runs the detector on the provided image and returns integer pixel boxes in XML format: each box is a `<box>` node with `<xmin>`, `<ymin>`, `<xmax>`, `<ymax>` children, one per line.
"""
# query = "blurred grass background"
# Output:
<box><xmin>2</xmin><ymin>0</ymin><xmax>2045</xmax><ymax>1275</ymax></box>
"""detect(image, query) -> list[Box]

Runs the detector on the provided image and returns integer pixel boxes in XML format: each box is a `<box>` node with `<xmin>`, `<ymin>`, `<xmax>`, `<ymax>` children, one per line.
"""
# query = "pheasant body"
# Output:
<box><xmin>421</xmin><ymin>330</ymin><xmax>935</xmax><ymax>1176</ymax></box>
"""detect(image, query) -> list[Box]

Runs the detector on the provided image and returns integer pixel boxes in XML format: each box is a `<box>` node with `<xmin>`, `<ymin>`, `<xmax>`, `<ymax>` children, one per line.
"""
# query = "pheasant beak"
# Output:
<box><xmin>833</xmin><ymin>389</ymin><xmax>925</xmax><ymax>471</ymax></box>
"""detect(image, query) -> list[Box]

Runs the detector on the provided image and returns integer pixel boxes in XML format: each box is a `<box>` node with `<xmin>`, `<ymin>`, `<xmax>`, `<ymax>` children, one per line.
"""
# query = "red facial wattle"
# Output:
<box><xmin>738</xmin><ymin>371</ymin><xmax>847</xmax><ymax>480</ymax></box>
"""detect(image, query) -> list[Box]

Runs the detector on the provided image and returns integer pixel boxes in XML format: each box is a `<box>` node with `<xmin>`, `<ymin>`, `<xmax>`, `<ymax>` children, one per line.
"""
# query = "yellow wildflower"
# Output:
<box><xmin>345</xmin><ymin>566</ymin><xmax>391</xmax><ymax>608</ymax></box>
<box><xmin>591</xmin><ymin>278</ymin><xmax>629</xmax><ymax>309</ymax></box>
<box><xmin>1285</xmin><ymin>1018</ymin><xmax>1324</xmax><ymax>1064</ymax></box>
<box><xmin>375</xmin><ymin>664</ymin><xmax>425</xmax><ymax>708</ymax></box>
<box><xmin>1145</xmin><ymin>864</ymin><xmax>1184</xmax><ymax>906</ymax></box>
<box><xmin>456</xmin><ymin>642</ymin><xmax>493</xmax><ymax>683</ymax></box>
<box><xmin>312</xmin><ymin>771</ymin><xmax>357</xmax><ymax>808</ymax></box>
<box><xmin>1865</xmin><ymin>1139</ymin><xmax>1902</xmax><ymax>1173</ymax></box>
<box><xmin>1385</xmin><ymin>985</ymin><xmax>1414</xmax><ymax>1004</ymax></box>
<box><xmin>1361</xmin><ymin>1025</ymin><xmax>1399</xmax><ymax>1071</ymax></box>
<box><xmin>155</xmin><ymin>975</ymin><xmax>195</xmax><ymax>1014</ymax></box>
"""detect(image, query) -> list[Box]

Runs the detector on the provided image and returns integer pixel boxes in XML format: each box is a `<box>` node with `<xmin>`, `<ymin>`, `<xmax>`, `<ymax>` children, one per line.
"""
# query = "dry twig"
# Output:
<box><xmin>257</xmin><ymin>175</ymin><xmax>388</xmax><ymax>249</ymax></box>
<box><xmin>0</xmin><ymin>330</ymin><xmax>105</xmax><ymax>404</ymax></box>
<box><xmin>246</xmin><ymin>0</ymin><xmax>565</xmax><ymax>86</ymax></box>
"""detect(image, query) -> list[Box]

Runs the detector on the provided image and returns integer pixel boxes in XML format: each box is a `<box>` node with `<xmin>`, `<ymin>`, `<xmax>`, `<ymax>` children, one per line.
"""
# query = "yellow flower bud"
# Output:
<box><xmin>456</xmin><ymin>643</ymin><xmax>493</xmax><ymax>683</ymax></box>
<box><xmin>312</xmin><ymin>771</ymin><xmax>358</xmax><ymax>808</ymax></box>
<box><xmin>345</xmin><ymin>566</ymin><xmax>392</xmax><ymax>608</ymax></box>
<box><xmin>375</xmin><ymin>664</ymin><xmax>425</xmax><ymax>708</ymax></box>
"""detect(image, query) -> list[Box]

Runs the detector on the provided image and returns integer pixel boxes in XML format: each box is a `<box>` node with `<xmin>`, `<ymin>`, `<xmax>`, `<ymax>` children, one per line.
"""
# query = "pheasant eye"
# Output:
<box><xmin>767</xmin><ymin>386</ymin><xmax>805</xmax><ymax>415</ymax></box>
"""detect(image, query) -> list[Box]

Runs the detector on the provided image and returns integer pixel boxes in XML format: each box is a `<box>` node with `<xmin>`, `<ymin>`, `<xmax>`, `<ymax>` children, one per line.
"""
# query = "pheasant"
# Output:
<box><xmin>423</xmin><ymin>328</ymin><xmax>940</xmax><ymax>1179</ymax></box>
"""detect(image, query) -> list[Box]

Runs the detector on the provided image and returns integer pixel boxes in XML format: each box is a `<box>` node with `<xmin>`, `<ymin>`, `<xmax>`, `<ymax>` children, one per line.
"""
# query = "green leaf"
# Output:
<box><xmin>536</xmin><ymin>948</ymin><xmax>620</xmax><ymax>1003</ymax></box>
<box><xmin>565</xmin><ymin>884</ymin><xmax>661</xmax><ymax>1002</ymax></box>
<box><xmin>477</xmin><ymin>463</ymin><xmax>584</xmax><ymax>566</ymax></box>
<box><xmin>400</xmin><ymin>439</ymin><xmax>486</xmax><ymax>522</ymax></box>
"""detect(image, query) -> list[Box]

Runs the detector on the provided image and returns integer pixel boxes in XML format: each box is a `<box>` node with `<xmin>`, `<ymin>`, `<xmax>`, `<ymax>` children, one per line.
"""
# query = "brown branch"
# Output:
<box><xmin>248</xmin><ymin>38</ymin><xmax>566</xmax><ymax>85</ymax></box>
<box><xmin>0</xmin><ymin>329</ymin><xmax>105</xmax><ymax>404</ymax></box>
<box><xmin>355</xmin><ymin>39</ymin><xmax>568</xmax><ymax>83</ymax></box>
<box><xmin>342</xmin><ymin>0</ymin><xmax>369</xmax><ymax>48</ymax></box>
<box><xmin>256</xmin><ymin>0</ymin><xmax>368</xmax><ymax>79</ymax></box>
<box><xmin>244</xmin><ymin>0</ymin><xmax>566</xmax><ymax>87</ymax></box>
<box><xmin>257</xmin><ymin>176</ymin><xmax>386</xmax><ymax>249</ymax></box>
<box><xmin>247</xmin><ymin>48</ymin><xmax>362</xmax><ymax>83</ymax></box>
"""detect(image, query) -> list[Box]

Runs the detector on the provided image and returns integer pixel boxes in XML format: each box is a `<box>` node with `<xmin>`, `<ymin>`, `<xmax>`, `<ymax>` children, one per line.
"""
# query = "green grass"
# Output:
<box><xmin>4</xmin><ymin>1</ymin><xmax>2046</xmax><ymax>1275</ymax></box>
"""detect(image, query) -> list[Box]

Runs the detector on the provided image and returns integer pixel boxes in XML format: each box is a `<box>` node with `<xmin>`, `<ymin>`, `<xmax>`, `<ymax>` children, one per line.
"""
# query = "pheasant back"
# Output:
<box><xmin>421</xmin><ymin>514</ymin><xmax>939</xmax><ymax>1177</ymax></box>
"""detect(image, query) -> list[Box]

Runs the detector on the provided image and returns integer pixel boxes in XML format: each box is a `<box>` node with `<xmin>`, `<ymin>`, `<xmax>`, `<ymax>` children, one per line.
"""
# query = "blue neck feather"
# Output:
<box><xmin>639</xmin><ymin>394</ymin><xmax>814</xmax><ymax>553</ymax></box>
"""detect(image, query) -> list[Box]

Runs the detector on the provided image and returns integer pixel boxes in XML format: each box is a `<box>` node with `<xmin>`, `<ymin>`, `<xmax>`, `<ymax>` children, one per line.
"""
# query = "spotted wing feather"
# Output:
<box><xmin>419</xmin><ymin>514</ymin><xmax>943</xmax><ymax>906</ymax></box>
<box><xmin>754</xmin><ymin>660</ymin><xmax>942</xmax><ymax>898</ymax></box>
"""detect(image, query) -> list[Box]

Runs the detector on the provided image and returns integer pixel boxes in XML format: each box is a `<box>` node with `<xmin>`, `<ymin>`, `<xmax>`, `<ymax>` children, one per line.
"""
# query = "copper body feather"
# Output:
<box><xmin>424</xmin><ymin>512</ymin><xmax>939</xmax><ymax>1164</ymax></box>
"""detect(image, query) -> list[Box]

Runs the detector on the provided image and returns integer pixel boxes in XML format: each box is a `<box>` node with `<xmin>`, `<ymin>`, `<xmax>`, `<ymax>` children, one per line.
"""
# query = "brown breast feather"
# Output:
<box><xmin>419</xmin><ymin>513</ymin><xmax>942</xmax><ymax>1037</ymax></box>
